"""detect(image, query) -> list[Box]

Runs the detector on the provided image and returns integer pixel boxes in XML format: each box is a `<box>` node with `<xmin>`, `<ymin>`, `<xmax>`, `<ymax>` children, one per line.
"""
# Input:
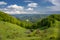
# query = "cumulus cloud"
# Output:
<box><xmin>27</xmin><ymin>8</ymin><xmax>33</xmax><ymax>11</ymax></box>
<box><xmin>1</xmin><ymin>4</ymin><xmax>25</xmax><ymax>14</ymax></box>
<box><xmin>0</xmin><ymin>4</ymin><xmax>38</xmax><ymax>14</ymax></box>
<box><xmin>0</xmin><ymin>8</ymin><xmax>27</xmax><ymax>14</ymax></box>
<box><xmin>28</xmin><ymin>3</ymin><xmax>38</xmax><ymax>7</ymax></box>
<box><xmin>8</xmin><ymin>4</ymin><xmax>24</xmax><ymax>10</ymax></box>
<box><xmin>0</xmin><ymin>1</ymin><xmax>7</xmax><ymax>5</ymax></box>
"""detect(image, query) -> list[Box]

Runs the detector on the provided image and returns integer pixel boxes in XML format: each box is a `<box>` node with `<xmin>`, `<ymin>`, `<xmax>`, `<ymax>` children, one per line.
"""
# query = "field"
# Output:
<box><xmin>0</xmin><ymin>20</ymin><xmax>60</xmax><ymax>40</ymax></box>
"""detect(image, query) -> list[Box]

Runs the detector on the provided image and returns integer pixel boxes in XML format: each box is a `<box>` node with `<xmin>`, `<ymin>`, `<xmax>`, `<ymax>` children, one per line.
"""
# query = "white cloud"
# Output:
<box><xmin>27</xmin><ymin>8</ymin><xmax>33</xmax><ymax>11</ymax></box>
<box><xmin>49</xmin><ymin>0</ymin><xmax>60</xmax><ymax>5</ymax></box>
<box><xmin>0</xmin><ymin>4</ymin><xmax>38</xmax><ymax>14</ymax></box>
<box><xmin>28</xmin><ymin>3</ymin><xmax>38</xmax><ymax>7</ymax></box>
<box><xmin>0</xmin><ymin>1</ymin><xmax>7</xmax><ymax>5</ymax></box>
<box><xmin>47</xmin><ymin>0</ymin><xmax>60</xmax><ymax>11</ymax></box>
<box><xmin>4</xmin><ymin>10</ymin><xmax>27</xmax><ymax>14</ymax></box>
<box><xmin>0</xmin><ymin>4</ymin><xmax>26</xmax><ymax>14</ymax></box>
<box><xmin>8</xmin><ymin>4</ymin><xmax>24</xmax><ymax>10</ymax></box>
<box><xmin>24</xmin><ymin>0</ymin><xmax>33</xmax><ymax>3</ymax></box>
<box><xmin>0</xmin><ymin>8</ymin><xmax>27</xmax><ymax>14</ymax></box>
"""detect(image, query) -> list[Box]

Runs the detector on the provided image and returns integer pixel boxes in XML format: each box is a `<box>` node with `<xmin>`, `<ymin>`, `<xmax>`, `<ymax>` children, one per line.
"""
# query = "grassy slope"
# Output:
<box><xmin>0</xmin><ymin>18</ymin><xmax>60</xmax><ymax>40</ymax></box>
<box><xmin>30</xmin><ymin>20</ymin><xmax>60</xmax><ymax>40</ymax></box>
<box><xmin>0</xmin><ymin>21</ymin><xmax>27</xmax><ymax>40</ymax></box>
<box><xmin>0</xmin><ymin>21</ymin><xmax>40</xmax><ymax>40</ymax></box>
<box><xmin>0</xmin><ymin>20</ymin><xmax>59</xmax><ymax>40</ymax></box>
<box><xmin>43</xmin><ymin>21</ymin><xmax>60</xmax><ymax>40</ymax></box>
<box><xmin>25</xmin><ymin>20</ymin><xmax>60</xmax><ymax>40</ymax></box>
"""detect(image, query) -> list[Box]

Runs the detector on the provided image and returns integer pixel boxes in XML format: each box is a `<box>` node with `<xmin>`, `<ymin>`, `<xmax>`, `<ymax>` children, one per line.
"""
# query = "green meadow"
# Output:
<box><xmin>0</xmin><ymin>11</ymin><xmax>60</xmax><ymax>40</ymax></box>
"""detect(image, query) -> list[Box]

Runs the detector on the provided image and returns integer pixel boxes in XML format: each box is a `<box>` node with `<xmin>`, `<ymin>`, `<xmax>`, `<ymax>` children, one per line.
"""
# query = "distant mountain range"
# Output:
<box><xmin>11</xmin><ymin>14</ymin><xmax>50</xmax><ymax>22</ymax></box>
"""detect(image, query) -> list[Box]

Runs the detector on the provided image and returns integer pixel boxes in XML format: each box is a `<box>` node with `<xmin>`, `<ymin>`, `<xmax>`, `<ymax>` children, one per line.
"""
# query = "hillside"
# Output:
<box><xmin>0</xmin><ymin>21</ymin><xmax>27</xmax><ymax>40</ymax></box>
<box><xmin>31</xmin><ymin>14</ymin><xmax>60</xmax><ymax>40</ymax></box>
<box><xmin>0</xmin><ymin>11</ymin><xmax>21</xmax><ymax>26</ymax></box>
<box><xmin>0</xmin><ymin>11</ymin><xmax>60</xmax><ymax>40</ymax></box>
<box><xmin>36</xmin><ymin>14</ymin><xmax>60</xmax><ymax>29</ymax></box>
<box><xmin>0</xmin><ymin>19</ymin><xmax>60</xmax><ymax>40</ymax></box>
<box><xmin>0</xmin><ymin>11</ymin><xmax>33</xmax><ymax>29</ymax></box>
<box><xmin>41</xmin><ymin>21</ymin><xmax>60</xmax><ymax>40</ymax></box>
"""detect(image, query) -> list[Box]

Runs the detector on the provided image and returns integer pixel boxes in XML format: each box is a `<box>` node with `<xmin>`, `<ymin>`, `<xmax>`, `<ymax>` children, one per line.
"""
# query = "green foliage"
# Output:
<box><xmin>0</xmin><ymin>11</ymin><xmax>60</xmax><ymax>40</ymax></box>
<box><xmin>0</xmin><ymin>11</ymin><xmax>21</xmax><ymax>26</ymax></box>
<box><xmin>49</xmin><ymin>14</ymin><xmax>60</xmax><ymax>21</ymax></box>
<box><xmin>36</xmin><ymin>14</ymin><xmax>59</xmax><ymax>29</ymax></box>
<box><xmin>38</xmin><ymin>18</ymin><xmax>51</xmax><ymax>27</ymax></box>
<box><xmin>0</xmin><ymin>11</ymin><xmax>33</xmax><ymax>29</ymax></box>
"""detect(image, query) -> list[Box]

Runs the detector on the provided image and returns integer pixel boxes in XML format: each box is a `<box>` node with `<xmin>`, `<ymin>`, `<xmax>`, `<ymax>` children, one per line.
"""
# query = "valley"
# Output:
<box><xmin>0</xmin><ymin>11</ymin><xmax>60</xmax><ymax>40</ymax></box>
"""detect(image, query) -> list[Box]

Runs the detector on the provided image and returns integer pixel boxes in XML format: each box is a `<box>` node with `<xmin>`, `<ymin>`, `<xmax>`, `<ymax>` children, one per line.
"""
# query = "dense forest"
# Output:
<box><xmin>0</xmin><ymin>11</ymin><xmax>60</xmax><ymax>40</ymax></box>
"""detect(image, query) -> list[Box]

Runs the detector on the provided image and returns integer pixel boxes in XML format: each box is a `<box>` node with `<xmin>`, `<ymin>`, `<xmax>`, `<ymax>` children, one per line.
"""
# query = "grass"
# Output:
<box><xmin>0</xmin><ymin>20</ymin><xmax>60</xmax><ymax>40</ymax></box>
<box><xmin>0</xmin><ymin>21</ymin><xmax>26</xmax><ymax>40</ymax></box>
<box><xmin>42</xmin><ymin>21</ymin><xmax>60</xmax><ymax>40</ymax></box>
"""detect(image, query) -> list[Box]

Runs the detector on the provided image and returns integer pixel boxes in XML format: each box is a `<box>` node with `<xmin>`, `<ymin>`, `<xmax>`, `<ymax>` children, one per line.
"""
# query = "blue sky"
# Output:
<box><xmin>0</xmin><ymin>0</ymin><xmax>60</xmax><ymax>14</ymax></box>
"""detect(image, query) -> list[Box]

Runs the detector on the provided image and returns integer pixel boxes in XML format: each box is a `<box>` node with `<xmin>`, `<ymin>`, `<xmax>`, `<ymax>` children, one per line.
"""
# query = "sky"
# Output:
<box><xmin>0</xmin><ymin>0</ymin><xmax>60</xmax><ymax>14</ymax></box>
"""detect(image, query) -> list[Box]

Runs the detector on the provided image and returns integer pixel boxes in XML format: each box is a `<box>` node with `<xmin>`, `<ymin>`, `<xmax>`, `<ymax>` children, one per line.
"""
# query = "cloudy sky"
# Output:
<box><xmin>0</xmin><ymin>0</ymin><xmax>60</xmax><ymax>14</ymax></box>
